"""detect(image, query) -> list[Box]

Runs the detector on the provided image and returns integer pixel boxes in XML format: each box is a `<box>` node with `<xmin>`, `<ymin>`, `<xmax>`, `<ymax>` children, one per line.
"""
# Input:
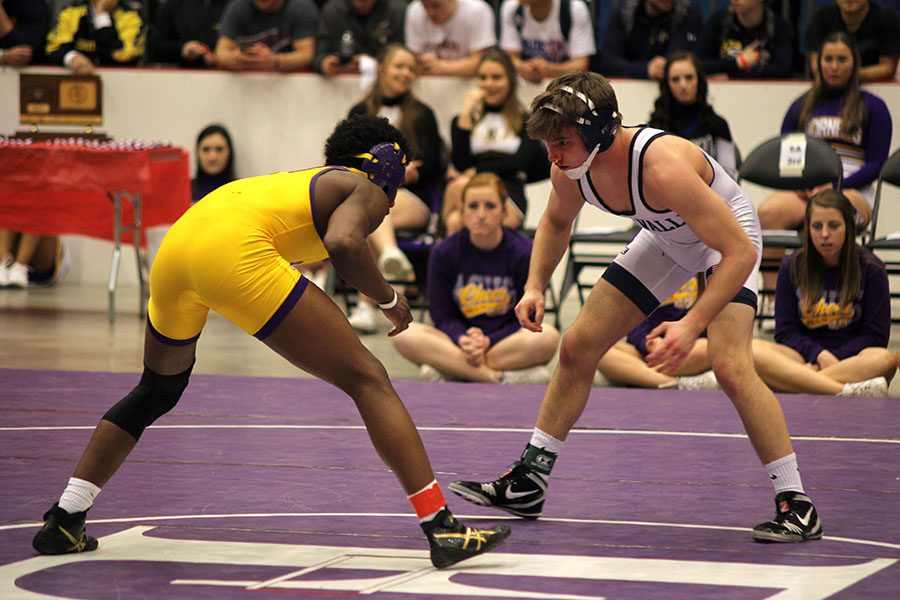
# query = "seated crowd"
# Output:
<box><xmin>1</xmin><ymin>0</ymin><xmax>898</xmax><ymax>393</ymax></box>
<box><xmin>3</xmin><ymin>0</ymin><xmax>898</xmax><ymax>80</ymax></box>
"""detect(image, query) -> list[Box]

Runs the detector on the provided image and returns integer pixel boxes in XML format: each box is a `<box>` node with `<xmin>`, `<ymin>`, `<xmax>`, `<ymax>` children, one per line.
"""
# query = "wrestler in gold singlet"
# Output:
<box><xmin>32</xmin><ymin>116</ymin><xmax>511</xmax><ymax>569</ymax></box>
<box><xmin>149</xmin><ymin>167</ymin><xmax>341</xmax><ymax>342</ymax></box>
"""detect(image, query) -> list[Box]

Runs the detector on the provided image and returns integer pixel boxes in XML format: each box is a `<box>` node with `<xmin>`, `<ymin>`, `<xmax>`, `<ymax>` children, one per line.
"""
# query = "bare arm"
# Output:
<box><xmin>515</xmin><ymin>166</ymin><xmax>583</xmax><ymax>331</ymax></box>
<box><xmin>539</xmin><ymin>56</ymin><xmax>589</xmax><ymax>78</ymax></box>
<box><xmin>275</xmin><ymin>38</ymin><xmax>314</xmax><ymax>71</ymax></box>
<box><xmin>524</xmin><ymin>166</ymin><xmax>583</xmax><ymax>294</ymax></box>
<box><xmin>859</xmin><ymin>56</ymin><xmax>899</xmax><ymax>82</ymax></box>
<box><xmin>215</xmin><ymin>37</ymin><xmax>314</xmax><ymax>71</ymax></box>
<box><xmin>0</xmin><ymin>4</ymin><xmax>13</xmax><ymax>37</ymax></box>
<box><xmin>321</xmin><ymin>178</ymin><xmax>396</xmax><ymax>306</ymax></box>
<box><xmin>506</xmin><ymin>52</ymin><xmax>589</xmax><ymax>84</ymax></box>
<box><xmin>418</xmin><ymin>49</ymin><xmax>487</xmax><ymax>77</ymax></box>
<box><xmin>214</xmin><ymin>35</ymin><xmax>242</xmax><ymax>70</ymax></box>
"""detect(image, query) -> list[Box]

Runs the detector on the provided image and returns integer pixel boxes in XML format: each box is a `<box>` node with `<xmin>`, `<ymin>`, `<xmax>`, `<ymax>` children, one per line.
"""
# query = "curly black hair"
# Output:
<box><xmin>324</xmin><ymin>114</ymin><xmax>412</xmax><ymax>169</ymax></box>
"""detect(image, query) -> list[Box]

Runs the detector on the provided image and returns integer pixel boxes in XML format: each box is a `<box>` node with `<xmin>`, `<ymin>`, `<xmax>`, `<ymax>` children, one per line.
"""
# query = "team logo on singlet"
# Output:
<box><xmin>634</xmin><ymin>217</ymin><xmax>686</xmax><ymax>234</ymax></box>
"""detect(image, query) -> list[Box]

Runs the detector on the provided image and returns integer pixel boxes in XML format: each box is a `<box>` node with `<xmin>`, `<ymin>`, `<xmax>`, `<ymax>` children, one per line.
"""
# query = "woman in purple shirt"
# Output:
<box><xmin>392</xmin><ymin>173</ymin><xmax>559</xmax><ymax>383</ymax></box>
<box><xmin>758</xmin><ymin>31</ymin><xmax>892</xmax><ymax>233</ymax></box>
<box><xmin>752</xmin><ymin>190</ymin><xmax>897</xmax><ymax>396</ymax></box>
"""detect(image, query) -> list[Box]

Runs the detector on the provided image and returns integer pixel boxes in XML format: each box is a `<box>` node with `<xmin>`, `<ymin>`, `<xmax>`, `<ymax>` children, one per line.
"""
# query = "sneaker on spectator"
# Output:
<box><xmin>419</xmin><ymin>364</ymin><xmax>446</xmax><ymax>382</ymax></box>
<box><xmin>676</xmin><ymin>370</ymin><xmax>720</xmax><ymax>391</ymax></box>
<box><xmin>0</xmin><ymin>253</ymin><xmax>12</xmax><ymax>287</ymax></box>
<box><xmin>500</xmin><ymin>365</ymin><xmax>550</xmax><ymax>385</ymax></box>
<box><xmin>839</xmin><ymin>376</ymin><xmax>888</xmax><ymax>397</ymax></box>
<box><xmin>347</xmin><ymin>302</ymin><xmax>377</xmax><ymax>334</ymax></box>
<box><xmin>378</xmin><ymin>245</ymin><xmax>413</xmax><ymax>281</ymax></box>
<box><xmin>5</xmin><ymin>261</ymin><xmax>30</xmax><ymax>289</ymax></box>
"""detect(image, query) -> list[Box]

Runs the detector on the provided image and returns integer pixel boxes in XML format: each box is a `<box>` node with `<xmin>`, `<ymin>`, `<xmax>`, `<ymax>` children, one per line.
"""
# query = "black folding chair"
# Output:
<box><xmin>864</xmin><ymin>148</ymin><xmax>900</xmax><ymax>323</ymax></box>
<box><xmin>556</xmin><ymin>212</ymin><xmax>639</xmax><ymax>328</ymax></box>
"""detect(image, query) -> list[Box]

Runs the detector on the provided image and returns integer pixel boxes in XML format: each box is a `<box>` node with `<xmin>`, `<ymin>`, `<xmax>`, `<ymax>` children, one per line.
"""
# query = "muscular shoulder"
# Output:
<box><xmin>642</xmin><ymin>134</ymin><xmax>701</xmax><ymax>176</ymax></box>
<box><xmin>640</xmin><ymin>136</ymin><xmax>708</xmax><ymax>201</ymax></box>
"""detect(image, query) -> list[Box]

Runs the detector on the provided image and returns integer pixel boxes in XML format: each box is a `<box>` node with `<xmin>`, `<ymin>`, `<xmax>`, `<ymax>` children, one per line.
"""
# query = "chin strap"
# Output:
<box><xmin>562</xmin><ymin>144</ymin><xmax>601</xmax><ymax>180</ymax></box>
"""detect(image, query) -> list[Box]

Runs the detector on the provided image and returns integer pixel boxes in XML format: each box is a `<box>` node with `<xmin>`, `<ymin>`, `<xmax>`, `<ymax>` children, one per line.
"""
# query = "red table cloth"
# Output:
<box><xmin>0</xmin><ymin>140</ymin><xmax>190</xmax><ymax>244</ymax></box>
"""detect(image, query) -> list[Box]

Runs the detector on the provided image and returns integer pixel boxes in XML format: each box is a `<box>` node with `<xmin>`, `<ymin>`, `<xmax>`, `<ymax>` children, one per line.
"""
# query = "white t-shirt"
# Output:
<box><xmin>469</xmin><ymin>112</ymin><xmax>523</xmax><ymax>155</ymax></box>
<box><xmin>499</xmin><ymin>0</ymin><xmax>595</xmax><ymax>62</ymax></box>
<box><xmin>405</xmin><ymin>0</ymin><xmax>497</xmax><ymax>59</ymax></box>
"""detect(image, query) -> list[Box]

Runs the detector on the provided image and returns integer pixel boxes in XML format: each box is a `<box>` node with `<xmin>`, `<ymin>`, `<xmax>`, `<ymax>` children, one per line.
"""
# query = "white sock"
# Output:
<box><xmin>765</xmin><ymin>453</ymin><xmax>804</xmax><ymax>494</ymax></box>
<box><xmin>58</xmin><ymin>477</ymin><xmax>102</xmax><ymax>514</ymax></box>
<box><xmin>530</xmin><ymin>428</ymin><xmax>564</xmax><ymax>454</ymax></box>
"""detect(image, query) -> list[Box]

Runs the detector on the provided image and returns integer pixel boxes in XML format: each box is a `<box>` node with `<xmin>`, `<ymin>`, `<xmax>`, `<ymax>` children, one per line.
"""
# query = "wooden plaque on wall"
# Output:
<box><xmin>19</xmin><ymin>73</ymin><xmax>103</xmax><ymax>126</ymax></box>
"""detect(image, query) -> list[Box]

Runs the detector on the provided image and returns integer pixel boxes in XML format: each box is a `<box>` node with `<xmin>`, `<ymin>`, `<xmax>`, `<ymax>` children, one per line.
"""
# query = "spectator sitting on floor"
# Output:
<box><xmin>0</xmin><ymin>0</ymin><xmax>51</xmax><ymax>66</ymax></box>
<box><xmin>392</xmin><ymin>173</ymin><xmax>559</xmax><ymax>384</ymax></box>
<box><xmin>215</xmin><ymin>0</ymin><xmax>317</xmax><ymax>72</ymax></box>
<box><xmin>752</xmin><ymin>190</ymin><xmax>897</xmax><ymax>396</ymax></box>
<box><xmin>596</xmin><ymin>276</ymin><xmax>718</xmax><ymax>390</ymax></box>
<box><xmin>45</xmin><ymin>0</ymin><xmax>146</xmax><ymax>74</ymax></box>
<box><xmin>0</xmin><ymin>231</ymin><xmax>68</xmax><ymax>289</ymax></box>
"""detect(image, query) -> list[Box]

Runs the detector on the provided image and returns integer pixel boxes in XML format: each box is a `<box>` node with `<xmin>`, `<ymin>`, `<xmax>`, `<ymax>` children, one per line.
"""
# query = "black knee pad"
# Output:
<box><xmin>102</xmin><ymin>363</ymin><xmax>193</xmax><ymax>440</ymax></box>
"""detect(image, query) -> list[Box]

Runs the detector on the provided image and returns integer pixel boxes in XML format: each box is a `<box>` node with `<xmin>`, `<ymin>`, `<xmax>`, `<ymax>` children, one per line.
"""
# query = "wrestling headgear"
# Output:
<box><xmin>355</xmin><ymin>142</ymin><xmax>407</xmax><ymax>199</ymax></box>
<box><xmin>540</xmin><ymin>85</ymin><xmax>619</xmax><ymax>179</ymax></box>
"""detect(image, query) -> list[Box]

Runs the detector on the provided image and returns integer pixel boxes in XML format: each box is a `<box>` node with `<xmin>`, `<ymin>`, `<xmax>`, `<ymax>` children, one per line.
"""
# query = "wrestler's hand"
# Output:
<box><xmin>382</xmin><ymin>293</ymin><xmax>412</xmax><ymax>337</ymax></box>
<box><xmin>645</xmin><ymin>319</ymin><xmax>702</xmax><ymax>375</ymax></box>
<box><xmin>515</xmin><ymin>289</ymin><xmax>545</xmax><ymax>333</ymax></box>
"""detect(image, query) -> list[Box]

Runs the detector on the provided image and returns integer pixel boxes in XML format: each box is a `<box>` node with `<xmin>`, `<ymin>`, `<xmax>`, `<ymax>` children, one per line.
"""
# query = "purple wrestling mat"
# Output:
<box><xmin>1</xmin><ymin>368</ymin><xmax>897</xmax><ymax>599</ymax></box>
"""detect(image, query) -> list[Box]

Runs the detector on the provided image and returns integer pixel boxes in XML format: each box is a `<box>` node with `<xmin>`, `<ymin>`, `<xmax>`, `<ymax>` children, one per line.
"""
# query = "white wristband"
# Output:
<box><xmin>377</xmin><ymin>289</ymin><xmax>398</xmax><ymax>310</ymax></box>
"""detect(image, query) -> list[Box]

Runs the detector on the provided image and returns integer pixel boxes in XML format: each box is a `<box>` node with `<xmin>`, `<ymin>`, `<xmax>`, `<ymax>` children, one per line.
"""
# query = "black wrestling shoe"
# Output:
<box><xmin>32</xmin><ymin>503</ymin><xmax>99</xmax><ymax>555</ymax></box>
<box><xmin>449</xmin><ymin>461</ymin><xmax>547</xmax><ymax>519</ymax></box>
<box><xmin>421</xmin><ymin>508</ymin><xmax>511</xmax><ymax>569</ymax></box>
<box><xmin>752</xmin><ymin>491</ymin><xmax>823</xmax><ymax>543</ymax></box>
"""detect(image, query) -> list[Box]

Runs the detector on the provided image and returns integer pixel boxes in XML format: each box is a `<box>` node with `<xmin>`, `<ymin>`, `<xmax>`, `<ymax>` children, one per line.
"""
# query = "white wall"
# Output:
<box><xmin>1</xmin><ymin>66</ymin><xmax>898</xmax><ymax>285</ymax></box>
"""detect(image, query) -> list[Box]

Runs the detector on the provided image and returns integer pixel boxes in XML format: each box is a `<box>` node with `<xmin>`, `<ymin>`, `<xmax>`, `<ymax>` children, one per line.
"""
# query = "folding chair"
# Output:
<box><xmin>864</xmin><ymin>148</ymin><xmax>900</xmax><ymax>323</ymax></box>
<box><xmin>555</xmin><ymin>211</ymin><xmax>639</xmax><ymax>328</ymax></box>
<box><xmin>738</xmin><ymin>133</ymin><xmax>843</xmax><ymax>321</ymax></box>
